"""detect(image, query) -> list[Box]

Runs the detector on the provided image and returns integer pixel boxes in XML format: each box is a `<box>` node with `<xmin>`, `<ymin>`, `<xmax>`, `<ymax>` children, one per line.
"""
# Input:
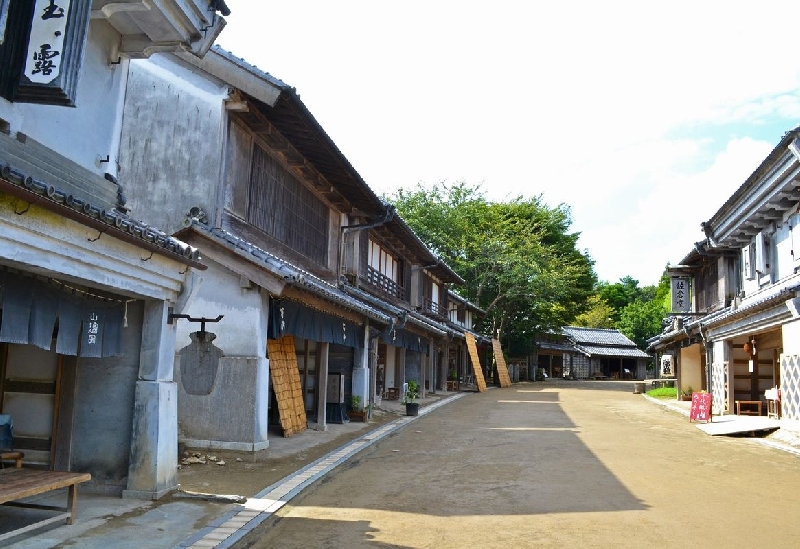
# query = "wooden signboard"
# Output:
<box><xmin>689</xmin><ymin>392</ymin><xmax>712</xmax><ymax>423</ymax></box>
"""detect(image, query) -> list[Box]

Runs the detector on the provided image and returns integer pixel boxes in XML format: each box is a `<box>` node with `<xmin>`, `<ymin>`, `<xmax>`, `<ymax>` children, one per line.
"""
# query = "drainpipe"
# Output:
<box><xmin>337</xmin><ymin>204</ymin><xmax>396</xmax><ymax>288</ymax></box>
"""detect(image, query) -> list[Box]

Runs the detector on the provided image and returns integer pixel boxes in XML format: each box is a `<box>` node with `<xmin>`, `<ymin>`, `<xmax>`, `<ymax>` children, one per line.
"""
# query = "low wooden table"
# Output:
<box><xmin>446</xmin><ymin>380</ymin><xmax>459</xmax><ymax>392</ymax></box>
<box><xmin>735</xmin><ymin>400</ymin><xmax>763</xmax><ymax>416</ymax></box>
<box><xmin>0</xmin><ymin>468</ymin><xmax>91</xmax><ymax>542</ymax></box>
<box><xmin>385</xmin><ymin>387</ymin><xmax>400</xmax><ymax>400</ymax></box>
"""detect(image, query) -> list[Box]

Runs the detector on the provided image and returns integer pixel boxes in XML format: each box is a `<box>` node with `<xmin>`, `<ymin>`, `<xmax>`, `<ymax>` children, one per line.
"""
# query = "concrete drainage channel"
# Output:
<box><xmin>177</xmin><ymin>392</ymin><xmax>468</xmax><ymax>549</ymax></box>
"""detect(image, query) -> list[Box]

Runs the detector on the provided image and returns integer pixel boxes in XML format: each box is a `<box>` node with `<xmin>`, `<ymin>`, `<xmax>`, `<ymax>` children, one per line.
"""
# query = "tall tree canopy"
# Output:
<box><xmin>388</xmin><ymin>182</ymin><xmax>596</xmax><ymax>354</ymax></box>
<box><xmin>579</xmin><ymin>271</ymin><xmax>670</xmax><ymax>351</ymax></box>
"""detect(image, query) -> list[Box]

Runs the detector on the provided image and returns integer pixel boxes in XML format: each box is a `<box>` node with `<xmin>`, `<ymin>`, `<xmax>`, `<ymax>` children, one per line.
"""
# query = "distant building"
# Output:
<box><xmin>536</xmin><ymin>327</ymin><xmax>649</xmax><ymax>380</ymax></box>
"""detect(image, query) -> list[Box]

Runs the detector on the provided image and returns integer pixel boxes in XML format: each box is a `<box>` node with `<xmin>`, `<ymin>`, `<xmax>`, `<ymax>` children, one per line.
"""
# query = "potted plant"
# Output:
<box><xmin>680</xmin><ymin>387</ymin><xmax>693</xmax><ymax>401</ymax></box>
<box><xmin>447</xmin><ymin>369</ymin><xmax>459</xmax><ymax>391</ymax></box>
<box><xmin>404</xmin><ymin>380</ymin><xmax>420</xmax><ymax>416</ymax></box>
<box><xmin>347</xmin><ymin>395</ymin><xmax>369</xmax><ymax>422</ymax></box>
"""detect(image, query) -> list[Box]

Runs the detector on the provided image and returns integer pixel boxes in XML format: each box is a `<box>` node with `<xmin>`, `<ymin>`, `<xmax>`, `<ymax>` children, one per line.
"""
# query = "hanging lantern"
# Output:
<box><xmin>743</xmin><ymin>342</ymin><xmax>752</xmax><ymax>355</ymax></box>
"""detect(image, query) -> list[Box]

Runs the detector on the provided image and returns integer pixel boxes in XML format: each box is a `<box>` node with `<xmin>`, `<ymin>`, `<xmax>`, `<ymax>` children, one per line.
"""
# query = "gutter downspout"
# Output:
<box><xmin>337</xmin><ymin>204</ymin><xmax>396</xmax><ymax>288</ymax></box>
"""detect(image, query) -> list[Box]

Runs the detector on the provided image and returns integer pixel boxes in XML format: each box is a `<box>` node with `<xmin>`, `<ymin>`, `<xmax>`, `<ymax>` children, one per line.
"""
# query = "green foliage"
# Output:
<box><xmin>404</xmin><ymin>380</ymin><xmax>420</xmax><ymax>403</ymax></box>
<box><xmin>389</xmin><ymin>182</ymin><xmax>596</xmax><ymax>353</ymax></box>
<box><xmin>616</xmin><ymin>298</ymin><xmax>668</xmax><ymax>349</ymax></box>
<box><xmin>592</xmin><ymin>269</ymin><xmax>671</xmax><ymax>349</ymax></box>
<box><xmin>573</xmin><ymin>295</ymin><xmax>616</xmax><ymax>328</ymax></box>
<box><xmin>646</xmin><ymin>387</ymin><xmax>677</xmax><ymax>399</ymax></box>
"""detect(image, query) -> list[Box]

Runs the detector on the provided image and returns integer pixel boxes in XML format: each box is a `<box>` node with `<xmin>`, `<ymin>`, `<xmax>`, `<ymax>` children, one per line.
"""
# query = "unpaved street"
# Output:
<box><xmin>238</xmin><ymin>381</ymin><xmax>800</xmax><ymax>548</ymax></box>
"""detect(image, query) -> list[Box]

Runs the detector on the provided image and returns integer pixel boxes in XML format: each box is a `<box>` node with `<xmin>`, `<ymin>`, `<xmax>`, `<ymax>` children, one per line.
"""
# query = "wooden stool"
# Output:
<box><xmin>1</xmin><ymin>451</ymin><xmax>24</xmax><ymax>468</ymax></box>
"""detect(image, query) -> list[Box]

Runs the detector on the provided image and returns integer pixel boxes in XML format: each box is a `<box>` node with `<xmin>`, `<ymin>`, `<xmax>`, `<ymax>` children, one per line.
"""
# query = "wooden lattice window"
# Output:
<box><xmin>696</xmin><ymin>262</ymin><xmax>718</xmax><ymax>312</ymax></box>
<box><xmin>247</xmin><ymin>143</ymin><xmax>329</xmax><ymax>264</ymax></box>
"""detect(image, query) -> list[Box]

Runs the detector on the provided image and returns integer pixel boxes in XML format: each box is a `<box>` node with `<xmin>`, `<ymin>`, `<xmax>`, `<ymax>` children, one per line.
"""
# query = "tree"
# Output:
<box><xmin>573</xmin><ymin>295</ymin><xmax>616</xmax><ymax>328</ymax></box>
<box><xmin>597</xmin><ymin>276</ymin><xmax>643</xmax><ymax>322</ymax></box>
<box><xmin>614</xmin><ymin>270</ymin><xmax>670</xmax><ymax>349</ymax></box>
<box><xmin>389</xmin><ymin>182</ymin><xmax>596</xmax><ymax>354</ymax></box>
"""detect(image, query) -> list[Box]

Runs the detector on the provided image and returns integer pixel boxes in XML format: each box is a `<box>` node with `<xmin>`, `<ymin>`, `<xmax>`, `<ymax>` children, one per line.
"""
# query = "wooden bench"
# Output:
<box><xmin>446</xmin><ymin>380</ymin><xmax>459</xmax><ymax>392</ymax></box>
<box><xmin>0</xmin><ymin>468</ymin><xmax>91</xmax><ymax>542</ymax></box>
<box><xmin>735</xmin><ymin>400</ymin><xmax>763</xmax><ymax>416</ymax></box>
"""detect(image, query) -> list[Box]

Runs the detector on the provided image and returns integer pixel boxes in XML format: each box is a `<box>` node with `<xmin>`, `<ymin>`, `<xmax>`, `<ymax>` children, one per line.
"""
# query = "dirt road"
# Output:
<box><xmin>237</xmin><ymin>381</ymin><xmax>800</xmax><ymax>548</ymax></box>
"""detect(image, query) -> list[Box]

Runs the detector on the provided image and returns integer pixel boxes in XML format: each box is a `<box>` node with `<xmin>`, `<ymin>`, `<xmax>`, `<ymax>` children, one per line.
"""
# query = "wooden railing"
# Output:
<box><xmin>421</xmin><ymin>296</ymin><xmax>445</xmax><ymax>318</ymax></box>
<box><xmin>364</xmin><ymin>266</ymin><xmax>405</xmax><ymax>300</ymax></box>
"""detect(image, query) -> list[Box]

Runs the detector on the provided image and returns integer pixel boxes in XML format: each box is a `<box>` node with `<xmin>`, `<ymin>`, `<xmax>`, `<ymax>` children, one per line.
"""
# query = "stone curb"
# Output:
<box><xmin>174</xmin><ymin>391</ymin><xmax>469</xmax><ymax>548</ymax></box>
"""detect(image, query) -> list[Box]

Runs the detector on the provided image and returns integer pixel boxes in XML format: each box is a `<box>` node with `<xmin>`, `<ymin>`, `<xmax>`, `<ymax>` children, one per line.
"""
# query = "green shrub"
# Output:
<box><xmin>646</xmin><ymin>387</ymin><xmax>677</xmax><ymax>399</ymax></box>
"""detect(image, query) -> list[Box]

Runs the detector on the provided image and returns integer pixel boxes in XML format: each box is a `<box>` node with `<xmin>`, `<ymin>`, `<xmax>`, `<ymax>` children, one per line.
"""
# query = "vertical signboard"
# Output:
<box><xmin>689</xmin><ymin>392</ymin><xmax>712</xmax><ymax>423</ymax></box>
<box><xmin>671</xmin><ymin>277</ymin><xmax>691</xmax><ymax>313</ymax></box>
<box><xmin>14</xmin><ymin>0</ymin><xmax>91</xmax><ymax>105</ymax></box>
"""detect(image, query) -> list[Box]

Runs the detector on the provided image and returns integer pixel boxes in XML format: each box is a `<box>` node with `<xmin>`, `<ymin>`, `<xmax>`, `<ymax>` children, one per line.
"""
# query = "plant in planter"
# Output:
<box><xmin>403</xmin><ymin>380</ymin><xmax>420</xmax><ymax>416</ymax></box>
<box><xmin>448</xmin><ymin>369</ymin><xmax>458</xmax><ymax>381</ymax></box>
<box><xmin>347</xmin><ymin>395</ymin><xmax>369</xmax><ymax>422</ymax></box>
<box><xmin>680</xmin><ymin>387</ymin><xmax>693</xmax><ymax>401</ymax></box>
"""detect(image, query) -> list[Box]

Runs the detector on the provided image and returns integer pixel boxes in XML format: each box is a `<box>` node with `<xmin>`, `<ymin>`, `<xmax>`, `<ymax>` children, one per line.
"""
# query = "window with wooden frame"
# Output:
<box><xmin>247</xmin><ymin>142</ymin><xmax>329</xmax><ymax>265</ymax></box>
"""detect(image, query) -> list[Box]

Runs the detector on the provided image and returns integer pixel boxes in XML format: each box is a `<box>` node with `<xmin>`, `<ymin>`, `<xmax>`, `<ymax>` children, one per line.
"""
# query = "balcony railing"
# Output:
<box><xmin>364</xmin><ymin>266</ymin><xmax>405</xmax><ymax>300</ymax></box>
<box><xmin>421</xmin><ymin>296</ymin><xmax>446</xmax><ymax>319</ymax></box>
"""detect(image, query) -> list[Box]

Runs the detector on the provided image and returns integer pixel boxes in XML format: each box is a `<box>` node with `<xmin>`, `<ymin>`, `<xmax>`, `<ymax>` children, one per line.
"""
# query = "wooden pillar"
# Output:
<box><xmin>315</xmin><ymin>342</ymin><xmax>329</xmax><ymax>430</ymax></box>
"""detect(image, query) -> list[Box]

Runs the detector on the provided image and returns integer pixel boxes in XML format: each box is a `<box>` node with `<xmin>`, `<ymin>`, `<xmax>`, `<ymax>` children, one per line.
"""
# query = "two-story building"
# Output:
<box><xmin>649</xmin><ymin>126</ymin><xmax>800</xmax><ymax>425</ymax></box>
<box><xmin>115</xmin><ymin>45</ymin><xmax>484</xmax><ymax>453</ymax></box>
<box><xmin>0</xmin><ymin>0</ymin><xmax>228</xmax><ymax>499</ymax></box>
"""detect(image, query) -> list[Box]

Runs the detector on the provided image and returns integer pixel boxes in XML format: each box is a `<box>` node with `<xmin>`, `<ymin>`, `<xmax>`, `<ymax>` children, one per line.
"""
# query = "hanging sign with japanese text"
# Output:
<box><xmin>15</xmin><ymin>0</ymin><xmax>91</xmax><ymax>105</ymax></box>
<box><xmin>671</xmin><ymin>276</ymin><xmax>691</xmax><ymax>313</ymax></box>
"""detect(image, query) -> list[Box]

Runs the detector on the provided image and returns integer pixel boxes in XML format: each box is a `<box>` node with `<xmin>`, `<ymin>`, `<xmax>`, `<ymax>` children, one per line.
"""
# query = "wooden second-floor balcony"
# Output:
<box><xmin>364</xmin><ymin>266</ymin><xmax>405</xmax><ymax>300</ymax></box>
<box><xmin>420</xmin><ymin>296</ymin><xmax>446</xmax><ymax>319</ymax></box>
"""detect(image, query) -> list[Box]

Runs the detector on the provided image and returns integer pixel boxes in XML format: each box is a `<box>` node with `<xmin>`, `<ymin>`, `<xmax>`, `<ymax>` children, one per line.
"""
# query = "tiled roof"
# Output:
<box><xmin>562</xmin><ymin>326</ymin><xmax>638</xmax><ymax>346</ymax></box>
<box><xmin>191</xmin><ymin>224</ymin><xmax>391</xmax><ymax>325</ymax></box>
<box><xmin>0</xmin><ymin>158</ymin><xmax>204</xmax><ymax>269</ymax></box>
<box><xmin>573</xmin><ymin>344</ymin><xmax>650</xmax><ymax>358</ymax></box>
<box><xmin>561</xmin><ymin>326</ymin><xmax>649</xmax><ymax>358</ymax></box>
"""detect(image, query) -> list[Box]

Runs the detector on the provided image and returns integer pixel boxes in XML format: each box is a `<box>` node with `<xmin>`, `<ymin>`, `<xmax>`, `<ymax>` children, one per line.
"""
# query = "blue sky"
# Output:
<box><xmin>217</xmin><ymin>0</ymin><xmax>800</xmax><ymax>287</ymax></box>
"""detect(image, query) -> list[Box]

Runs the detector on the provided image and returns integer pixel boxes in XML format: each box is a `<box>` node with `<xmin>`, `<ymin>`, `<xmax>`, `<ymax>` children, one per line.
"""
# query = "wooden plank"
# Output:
<box><xmin>465</xmin><ymin>333</ymin><xmax>487</xmax><ymax>392</ymax></box>
<box><xmin>492</xmin><ymin>338</ymin><xmax>512</xmax><ymax>388</ymax></box>
<box><xmin>267</xmin><ymin>336</ymin><xmax>307</xmax><ymax>437</ymax></box>
<box><xmin>3</xmin><ymin>380</ymin><xmax>56</xmax><ymax>394</ymax></box>
<box><xmin>53</xmin><ymin>357</ymin><xmax>77</xmax><ymax>471</ymax></box>
<box><xmin>0</xmin><ymin>469</ymin><xmax>91</xmax><ymax>503</ymax></box>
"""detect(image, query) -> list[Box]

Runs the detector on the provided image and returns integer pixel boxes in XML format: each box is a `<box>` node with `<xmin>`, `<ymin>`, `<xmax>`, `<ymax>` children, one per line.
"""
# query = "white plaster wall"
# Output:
<box><xmin>774</xmin><ymin>221</ymin><xmax>793</xmax><ymax>281</ymax></box>
<box><xmin>174</xmin><ymin>259</ymin><xmax>267</xmax><ymax>357</ymax></box>
<box><xmin>784</xmin><ymin>320</ymin><xmax>800</xmax><ymax>355</ymax></box>
<box><xmin>0</xmin><ymin>196</ymin><xmax>184</xmax><ymax>300</ymax></box>
<box><xmin>118</xmin><ymin>53</ymin><xmax>227</xmax><ymax>234</ymax></box>
<box><xmin>384</xmin><ymin>345</ymin><xmax>397</xmax><ymax>388</ymax></box>
<box><xmin>0</xmin><ymin>20</ymin><xmax>127</xmax><ymax>178</ymax></box>
<box><xmin>679</xmin><ymin>344</ymin><xmax>703</xmax><ymax>394</ymax></box>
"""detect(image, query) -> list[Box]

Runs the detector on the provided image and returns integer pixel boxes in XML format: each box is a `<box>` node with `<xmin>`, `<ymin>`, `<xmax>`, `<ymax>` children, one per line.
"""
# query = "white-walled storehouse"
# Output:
<box><xmin>0</xmin><ymin>0</ymin><xmax>229</xmax><ymax>499</ymax></box>
<box><xmin>117</xmin><ymin>47</ymin><xmax>405</xmax><ymax>449</ymax></box>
